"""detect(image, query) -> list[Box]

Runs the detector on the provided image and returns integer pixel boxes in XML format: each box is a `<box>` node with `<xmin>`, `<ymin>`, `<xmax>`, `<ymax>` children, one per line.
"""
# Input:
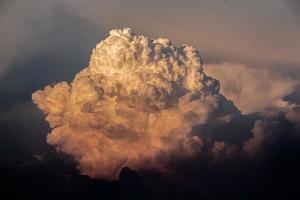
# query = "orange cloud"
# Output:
<box><xmin>32</xmin><ymin>28</ymin><xmax>226</xmax><ymax>180</ymax></box>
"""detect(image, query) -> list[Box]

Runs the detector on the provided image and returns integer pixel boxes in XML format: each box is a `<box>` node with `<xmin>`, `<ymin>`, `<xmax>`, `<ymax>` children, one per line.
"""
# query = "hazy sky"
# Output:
<box><xmin>72</xmin><ymin>0</ymin><xmax>300</xmax><ymax>65</ymax></box>
<box><xmin>1</xmin><ymin>0</ymin><xmax>300</xmax><ymax>75</ymax></box>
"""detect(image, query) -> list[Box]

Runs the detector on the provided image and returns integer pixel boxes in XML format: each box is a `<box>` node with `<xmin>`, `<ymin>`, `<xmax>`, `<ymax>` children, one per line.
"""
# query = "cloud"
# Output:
<box><xmin>0</xmin><ymin>0</ymin><xmax>107</xmax><ymax>112</ymax></box>
<box><xmin>0</xmin><ymin>0</ymin><xmax>53</xmax><ymax>74</ymax></box>
<box><xmin>204</xmin><ymin>62</ymin><xmax>300</xmax><ymax>158</ymax></box>
<box><xmin>32</xmin><ymin>28</ymin><xmax>300</xmax><ymax>181</ymax></box>
<box><xmin>0</xmin><ymin>101</ymin><xmax>50</xmax><ymax>162</ymax></box>
<box><xmin>243</xmin><ymin>107</ymin><xmax>300</xmax><ymax>157</ymax></box>
<box><xmin>0</xmin><ymin>0</ymin><xmax>107</xmax><ymax>76</ymax></box>
<box><xmin>1</xmin><ymin>1</ymin><xmax>300</xmax><ymax>198</ymax></box>
<box><xmin>205</xmin><ymin>63</ymin><xmax>297</xmax><ymax>114</ymax></box>
<box><xmin>32</xmin><ymin>28</ymin><xmax>238</xmax><ymax>180</ymax></box>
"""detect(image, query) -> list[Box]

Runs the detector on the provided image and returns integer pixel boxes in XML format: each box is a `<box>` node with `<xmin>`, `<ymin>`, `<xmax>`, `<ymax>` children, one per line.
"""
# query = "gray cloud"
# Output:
<box><xmin>0</xmin><ymin>0</ymin><xmax>107</xmax><ymax>111</ymax></box>
<box><xmin>0</xmin><ymin>0</ymin><xmax>107</xmax><ymax>164</ymax></box>
<box><xmin>205</xmin><ymin>63</ymin><xmax>298</xmax><ymax>114</ymax></box>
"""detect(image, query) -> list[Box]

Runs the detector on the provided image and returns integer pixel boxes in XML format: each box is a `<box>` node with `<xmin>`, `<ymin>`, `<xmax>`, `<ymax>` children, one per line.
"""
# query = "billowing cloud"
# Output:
<box><xmin>32</xmin><ymin>28</ymin><xmax>235</xmax><ymax>180</ymax></box>
<box><xmin>32</xmin><ymin>28</ymin><xmax>300</xmax><ymax>182</ymax></box>
<box><xmin>205</xmin><ymin>63</ymin><xmax>297</xmax><ymax>114</ymax></box>
<box><xmin>243</xmin><ymin>102</ymin><xmax>300</xmax><ymax>156</ymax></box>
<box><xmin>205</xmin><ymin>63</ymin><xmax>300</xmax><ymax>157</ymax></box>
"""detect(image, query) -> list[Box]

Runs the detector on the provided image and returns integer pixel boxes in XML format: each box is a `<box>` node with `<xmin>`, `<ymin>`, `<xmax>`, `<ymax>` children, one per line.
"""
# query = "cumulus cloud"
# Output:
<box><xmin>32</xmin><ymin>28</ymin><xmax>233</xmax><ymax>180</ymax></box>
<box><xmin>32</xmin><ymin>28</ymin><xmax>300</xmax><ymax>182</ymax></box>
<box><xmin>205</xmin><ymin>63</ymin><xmax>297</xmax><ymax>114</ymax></box>
<box><xmin>205</xmin><ymin>63</ymin><xmax>300</xmax><ymax>157</ymax></box>
<box><xmin>242</xmin><ymin>100</ymin><xmax>300</xmax><ymax>156</ymax></box>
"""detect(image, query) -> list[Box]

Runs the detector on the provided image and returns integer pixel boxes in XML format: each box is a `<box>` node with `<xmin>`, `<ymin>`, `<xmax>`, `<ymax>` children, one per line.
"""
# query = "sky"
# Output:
<box><xmin>0</xmin><ymin>0</ymin><xmax>300</xmax><ymax>199</ymax></box>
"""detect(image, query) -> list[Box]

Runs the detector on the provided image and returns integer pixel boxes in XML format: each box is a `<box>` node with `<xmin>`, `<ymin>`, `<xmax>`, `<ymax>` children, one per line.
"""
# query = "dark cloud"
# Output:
<box><xmin>287</xmin><ymin>0</ymin><xmax>300</xmax><ymax>22</ymax></box>
<box><xmin>285</xmin><ymin>84</ymin><xmax>300</xmax><ymax>104</ymax></box>
<box><xmin>0</xmin><ymin>102</ymin><xmax>49</xmax><ymax>164</ymax></box>
<box><xmin>1</xmin><ymin>117</ymin><xmax>300</xmax><ymax>200</ymax></box>
<box><xmin>0</xmin><ymin>1</ymin><xmax>107</xmax><ymax>111</ymax></box>
<box><xmin>197</xmin><ymin>112</ymin><xmax>259</xmax><ymax>144</ymax></box>
<box><xmin>0</xmin><ymin>0</ymin><xmax>107</xmax><ymax>164</ymax></box>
